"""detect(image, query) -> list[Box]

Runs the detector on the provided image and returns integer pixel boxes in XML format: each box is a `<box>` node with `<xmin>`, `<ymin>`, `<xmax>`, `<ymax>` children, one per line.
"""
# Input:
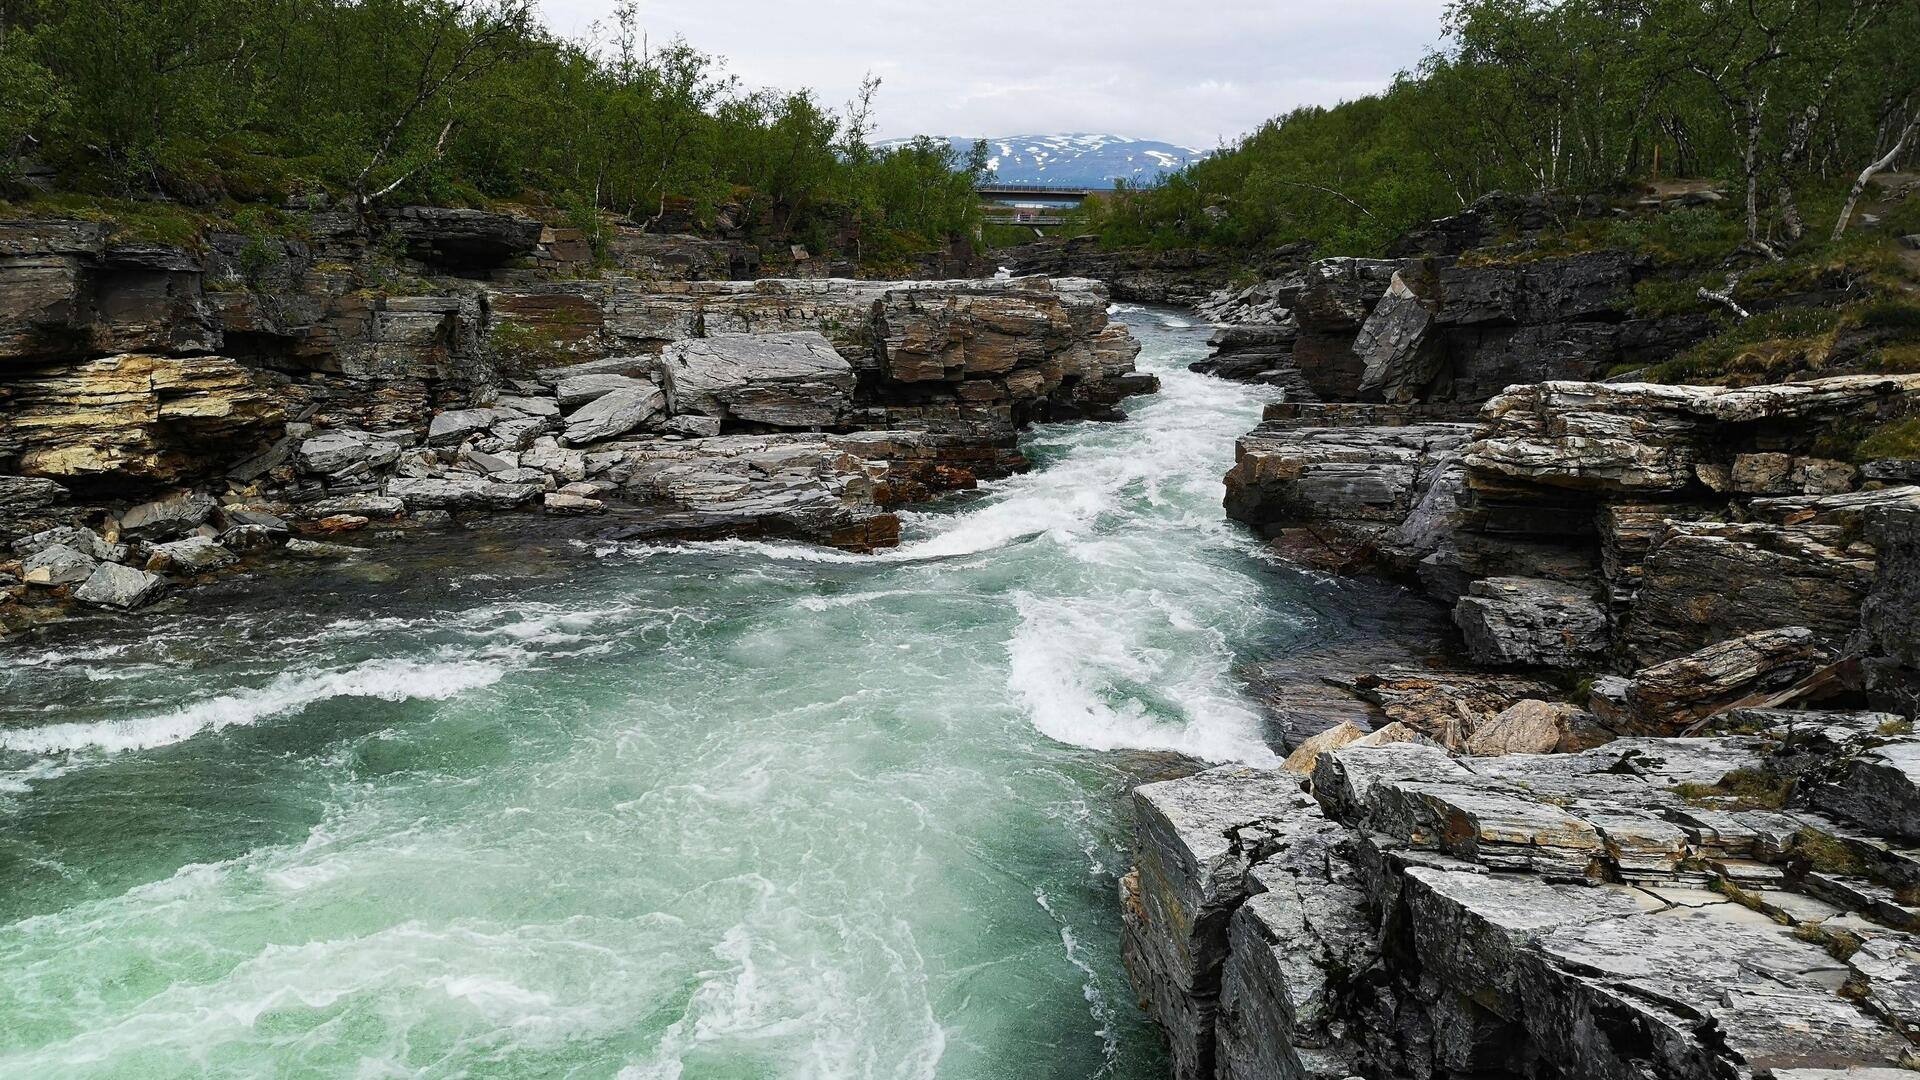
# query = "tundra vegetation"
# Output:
<box><xmin>1093</xmin><ymin>0</ymin><xmax>1920</xmax><ymax>259</ymax></box>
<box><xmin>0</xmin><ymin>0</ymin><xmax>989</xmax><ymax>262</ymax></box>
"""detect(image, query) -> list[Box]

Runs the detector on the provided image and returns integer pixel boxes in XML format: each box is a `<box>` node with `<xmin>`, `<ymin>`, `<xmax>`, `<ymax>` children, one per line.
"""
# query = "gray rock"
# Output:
<box><xmin>145</xmin><ymin>536</ymin><xmax>238</xmax><ymax>574</ymax></box>
<box><xmin>306</xmin><ymin>494</ymin><xmax>405</xmax><ymax>519</ymax></box>
<box><xmin>0</xmin><ymin>475</ymin><xmax>67</xmax><ymax>511</ymax></box>
<box><xmin>520</xmin><ymin>438</ymin><xmax>588</xmax><ymax>483</ymax></box>
<box><xmin>283</xmin><ymin>538</ymin><xmax>364</xmax><ymax>559</ymax></box>
<box><xmin>219</xmin><ymin>524</ymin><xmax>284</xmax><ymax>552</ymax></box>
<box><xmin>562</xmin><ymin>384</ymin><xmax>665</xmax><ymax>445</ymax></box>
<box><xmin>543</xmin><ymin>492</ymin><xmax>605</xmax><ymax>515</ymax></box>
<box><xmin>297</xmin><ymin>431</ymin><xmax>402</xmax><ymax>474</ymax></box>
<box><xmin>1122</xmin><ymin>766</ymin><xmax>1309</xmax><ymax>1080</ymax></box>
<box><xmin>1452</xmin><ymin>577</ymin><xmax>1609</xmax><ymax>668</ymax></box>
<box><xmin>21</xmin><ymin>544</ymin><xmax>98</xmax><ymax>586</ymax></box>
<box><xmin>119</xmin><ymin>491</ymin><xmax>215</xmax><ymax>540</ymax></box>
<box><xmin>426</xmin><ymin>408</ymin><xmax>513</xmax><ymax>447</ymax></box>
<box><xmin>12</xmin><ymin>524</ymin><xmax>123</xmax><ymax>562</ymax></box>
<box><xmin>386</xmin><ymin>475</ymin><xmax>543</xmax><ymax>511</ymax></box>
<box><xmin>1354</xmin><ymin>271</ymin><xmax>1440</xmax><ymax>404</ymax></box>
<box><xmin>661</xmin><ymin>414</ymin><xmax>724</xmax><ymax>438</ymax></box>
<box><xmin>1809</xmin><ymin>740</ymin><xmax>1920</xmax><ymax>843</ymax></box>
<box><xmin>555</xmin><ymin>373</ymin><xmax>648</xmax><ymax>408</ymax></box>
<box><xmin>659</xmin><ymin>331</ymin><xmax>854</xmax><ymax>429</ymax></box>
<box><xmin>72</xmin><ymin>561</ymin><xmax>166</xmax><ymax>608</ymax></box>
<box><xmin>496</xmin><ymin>394</ymin><xmax>560</xmax><ymax>418</ymax></box>
<box><xmin>221</xmin><ymin>508</ymin><xmax>289</xmax><ymax>532</ymax></box>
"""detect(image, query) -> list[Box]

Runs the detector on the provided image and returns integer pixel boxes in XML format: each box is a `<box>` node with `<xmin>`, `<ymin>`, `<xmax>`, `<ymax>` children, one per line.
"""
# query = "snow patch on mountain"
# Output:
<box><xmin>877</xmin><ymin>132</ymin><xmax>1210</xmax><ymax>188</ymax></box>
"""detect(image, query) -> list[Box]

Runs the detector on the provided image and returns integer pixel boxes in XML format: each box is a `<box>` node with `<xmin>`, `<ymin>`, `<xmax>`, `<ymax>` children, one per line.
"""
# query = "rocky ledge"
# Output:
<box><xmin>1127</xmin><ymin>709</ymin><xmax>1920</xmax><ymax>1080</ymax></box>
<box><xmin>1</xmin><ymin>207</ymin><xmax>1152</xmax><ymax>628</ymax></box>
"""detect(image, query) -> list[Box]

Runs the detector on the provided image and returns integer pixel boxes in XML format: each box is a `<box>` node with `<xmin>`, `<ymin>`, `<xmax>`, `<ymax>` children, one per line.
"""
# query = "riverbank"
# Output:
<box><xmin>1100</xmin><ymin>189</ymin><xmax>1920</xmax><ymax>1080</ymax></box>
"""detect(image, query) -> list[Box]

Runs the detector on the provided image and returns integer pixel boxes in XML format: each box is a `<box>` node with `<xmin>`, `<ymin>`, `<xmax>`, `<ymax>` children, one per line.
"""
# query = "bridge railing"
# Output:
<box><xmin>975</xmin><ymin>183</ymin><xmax>1095</xmax><ymax>196</ymax></box>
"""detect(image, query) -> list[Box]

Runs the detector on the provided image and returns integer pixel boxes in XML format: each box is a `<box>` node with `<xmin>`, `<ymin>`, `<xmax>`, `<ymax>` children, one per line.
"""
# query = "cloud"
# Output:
<box><xmin>535</xmin><ymin>0</ymin><xmax>1450</xmax><ymax>147</ymax></box>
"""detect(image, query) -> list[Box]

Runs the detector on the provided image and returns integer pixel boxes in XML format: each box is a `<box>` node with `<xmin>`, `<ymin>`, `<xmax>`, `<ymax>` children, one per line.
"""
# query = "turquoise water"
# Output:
<box><xmin>0</xmin><ymin>307</ymin><xmax>1342</xmax><ymax>1078</ymax></box>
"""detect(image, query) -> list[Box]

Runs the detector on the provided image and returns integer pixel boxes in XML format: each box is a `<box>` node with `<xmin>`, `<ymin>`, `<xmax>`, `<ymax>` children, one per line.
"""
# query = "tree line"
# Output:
<box><xmin>1094</xmin><ymin>0</ymin><xmax>1920</xmax><ymax>256</ymax></box>
<box><xmin>0</xmin><ymin>0</ymin><xmax>990</xmax><ymax>257</ymax></box>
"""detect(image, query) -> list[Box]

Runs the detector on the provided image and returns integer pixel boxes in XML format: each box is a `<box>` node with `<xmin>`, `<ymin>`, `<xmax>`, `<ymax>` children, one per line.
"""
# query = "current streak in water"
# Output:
<box><xmin>0</xmin><ymin>307</ymin><xmax>1350</xmax><ymax>1078</ymax></box>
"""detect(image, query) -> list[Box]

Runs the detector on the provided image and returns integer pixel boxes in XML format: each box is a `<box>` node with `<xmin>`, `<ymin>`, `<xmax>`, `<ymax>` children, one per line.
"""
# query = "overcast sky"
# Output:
<box><xmin>534</xmin><ymin>1</ymin><xmax>1453</xmax><ymax>149</ymax></box>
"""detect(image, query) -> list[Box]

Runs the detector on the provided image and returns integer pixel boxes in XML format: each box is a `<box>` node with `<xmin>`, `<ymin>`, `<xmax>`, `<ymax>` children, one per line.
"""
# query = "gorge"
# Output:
<box><xmin>6</xmin><ymin>0</ymin><xmax>1920</xmax><ymax>1076</ymax></box>
<box><xmin>0</xmin><ymin>306</ymin><xmax>1401</xmax><ymax>1076</ymax></box>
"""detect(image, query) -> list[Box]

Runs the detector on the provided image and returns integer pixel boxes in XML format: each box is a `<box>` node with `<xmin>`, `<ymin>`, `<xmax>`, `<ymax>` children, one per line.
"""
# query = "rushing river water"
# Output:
<box><xmin>0</xmin><ymin>307</ymin><xmax>1373</xmax><ymax>1078</ymax></box>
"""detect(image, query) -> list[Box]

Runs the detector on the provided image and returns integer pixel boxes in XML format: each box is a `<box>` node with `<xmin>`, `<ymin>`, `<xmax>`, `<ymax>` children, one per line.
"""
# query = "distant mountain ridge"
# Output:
<box><xmin>877</xmin><ymin>133</ymin><xmax>1210</xmax><ymax>188</ymax></box>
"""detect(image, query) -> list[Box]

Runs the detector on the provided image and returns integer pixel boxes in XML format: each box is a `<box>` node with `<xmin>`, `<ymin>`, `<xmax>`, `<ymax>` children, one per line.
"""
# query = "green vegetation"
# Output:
<box><xmin>1095</xmin><ymin>0</ymin><xmax>1920</xmax><ymax>258</ymax></box>
<box><xmin>1672</xmin><ymin>768</ymin><xmax>1794</xmax><ymax>810</ymax></box>
<box><xmin>1855</xmin><ymin>418</ymin><xmax>1920</xmax><ymax>463</ymax></box>
<box><xmin>0</xmin><ymin>1</ymin><xmax>988</xmax><ymax>263</ymax></box>
<box><xmin>1641</xmin><ymin>293</ymin><xmax>1920</xmax><ymax>386</ymax></box>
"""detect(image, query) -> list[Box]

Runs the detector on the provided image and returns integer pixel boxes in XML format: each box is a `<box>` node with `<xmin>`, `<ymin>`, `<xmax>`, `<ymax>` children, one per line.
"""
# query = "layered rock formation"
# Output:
<box><xmin>1191</xmin><ymin>250</ymin><xmax>1709</xmax><ymax>403</ymax></box>
<box><xmin>0</xmin><ymin>208</ymin><xmax>1153</xmax><ymax>626</ymax></box>
<box><xmin>1227</xmin><ymin>366</ymin><xmax>1920</xmax><ymax>680</ymax></box>
<box><xmin>1129</xmin><ymin>184</ymin><xmax>1920</xmax><ymax>1077</ymax></box>
<box><xmin>1127</xmin><ymin>711</ymin><xmax>1920</xmax><ymax>1080</ymax></box>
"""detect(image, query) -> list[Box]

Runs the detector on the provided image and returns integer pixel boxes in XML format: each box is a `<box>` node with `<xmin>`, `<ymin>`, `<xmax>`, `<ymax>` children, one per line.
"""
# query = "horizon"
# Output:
<box><xmin>535</xmin><ymin>0</ymin><xmax>1453</xmax><ymax>148</ymax></box>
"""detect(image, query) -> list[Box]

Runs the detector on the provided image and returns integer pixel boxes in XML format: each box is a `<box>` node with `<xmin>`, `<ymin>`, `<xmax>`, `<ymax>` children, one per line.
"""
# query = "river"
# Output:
<box><xmin>0</xmin><ymin>306</ymin><xmax>1371</xmax><ymax>1078</ymax></box>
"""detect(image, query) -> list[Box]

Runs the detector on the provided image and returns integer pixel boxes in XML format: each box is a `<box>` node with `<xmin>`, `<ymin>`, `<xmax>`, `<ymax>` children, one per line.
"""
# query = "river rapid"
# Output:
<box><xmin>0</xmin><ymin>307</ymin><xmax>1375</xmax><ymax>1078</ymax></box>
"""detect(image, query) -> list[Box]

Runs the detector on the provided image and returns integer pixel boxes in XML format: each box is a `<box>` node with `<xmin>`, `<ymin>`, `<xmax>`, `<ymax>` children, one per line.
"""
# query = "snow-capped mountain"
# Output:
<box><xmin>877</xmin><ymin>133</ymin><xmax>1209</xmax><ymax>188</ymax></box>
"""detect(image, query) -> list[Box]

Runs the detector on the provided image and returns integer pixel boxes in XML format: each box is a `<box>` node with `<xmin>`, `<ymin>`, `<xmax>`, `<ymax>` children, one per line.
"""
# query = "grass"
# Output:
<box><xmin>0</xmin><ymin>191</ymin><xmax>316</xmax><ymax>253</ymax></box>
<box><xmin>1855</xmin><ymin>418</ymin><xmax>1920</xmax><ymax>463</ymax></box>
<box><xmin>1673</xmin><ymin>768</ymin><xmax>1794</xmax><ymax>810</ymax></box>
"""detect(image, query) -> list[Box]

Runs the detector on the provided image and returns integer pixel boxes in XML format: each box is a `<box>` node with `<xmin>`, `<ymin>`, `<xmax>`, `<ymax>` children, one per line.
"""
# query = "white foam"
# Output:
<box><xmin>0</xmin><ymin>658</ymin><xmax>507</xmax><ymax>755</ymax></box>
<box><xmin>1007</xmin><ymin>592</ymin><xmax>1278</xmax><ymax>766</ymax></box>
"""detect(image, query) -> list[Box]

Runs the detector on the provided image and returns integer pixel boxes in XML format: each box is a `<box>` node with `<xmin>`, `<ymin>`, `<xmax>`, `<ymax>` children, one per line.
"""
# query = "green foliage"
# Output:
<box><xmin>1855</xmin><ymin>418</ymin><xmax>1920</xmax><ymax>463</ymax></box>
<box><xmin>1105</xmin><ymin>0</ymin><xmax>1920</xmax><ymax>257</ymax></box>
<box><xmin>0</xmin><ymin>0</ymin><xmax>982</xmax><ymax>262</ymax></box>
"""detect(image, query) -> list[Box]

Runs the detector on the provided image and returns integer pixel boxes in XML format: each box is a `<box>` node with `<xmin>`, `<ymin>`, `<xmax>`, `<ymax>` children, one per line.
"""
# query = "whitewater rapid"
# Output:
<box><xmin>0</xmin><ymin>307</ymin><xmax>1352</xmax><ymax>1078</ymax></box>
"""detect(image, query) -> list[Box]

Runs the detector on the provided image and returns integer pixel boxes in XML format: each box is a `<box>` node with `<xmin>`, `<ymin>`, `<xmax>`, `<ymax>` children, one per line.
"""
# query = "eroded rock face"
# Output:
<box><xmin>1227</xmin><ymin>372</ymin><xmax>1920</xmax><ymax>676</ymax></box>
<box><xmin>1452</xmin><ymin>576</ymin><xmax>1609</xmax><ymax>668</ymax></box>
<box><xmin>1224</xmin><ymin>419</ymin><xmax>1474</xmax><ymax>574</ymax></box>
<box><xmin>659</xmin><ymin>331</ymin><xmax>853</xmax><ymax>429</ymax></box>
<box><xmin>1</xmin><ymin>354</ymin><xmax>284</xmax><ymax>484</ymax></box>
<box><xmin>1590</xmin><ymin>627</ymin><xmax>1836</xmax><ymax>736</ymax></box>
<box><xmin>1126</xmin><ymin>724</ymin><xmax>1920</xmax><ymax>1080</ymax></box>
<box><xmin>1467</xmin><ymin>377</ymin><xmax>1920</xmax><ymax>495</ymax></box>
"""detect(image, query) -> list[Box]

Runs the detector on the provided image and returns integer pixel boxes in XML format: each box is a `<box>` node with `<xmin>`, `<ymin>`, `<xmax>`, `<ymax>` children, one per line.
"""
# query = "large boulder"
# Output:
<box><xmin>72</xmin><ymin>561</ymin><xmax>167</xmax><ymax>609</ymax></box>
<box><xmin>659</xmin><ymin>331</ymin><xmax>855</xmax><ymax>429</ymax></box>
<box><xmin>145</xmin><ymin>536</ymin><xmax>239</xmax><ymax>575</ymax></box>
<box><xmin>297</xmin><ymin>430</ymin><xmax>404</xmax><ymax>475</ymax></box>
<box><xmin>20</xmin><ymin>544</ymin><xmax>98</xmax><ymax>586</ymax></box>
<box><xmin>386</xmin><ymin>475</ymin><xmax>543</xmax><ymax>511</ymax></box>
<box><xmin>561</xmin><ymin>384</ymin><xmax>665</xmax><ymax>445</ymax></box>
<box><xmin>554</xmin><ymin>372</ymin><xmax>648</xmax><ymax>408</ymax></box>
<box><xmin>119</xmin><ymin>491</ymin><xmax>216</xmax><ymax>540</ymax></box>
<box><xmin>1452</xmin><ymin>576</ymin><xmax>1610</xmax><ymax>669</ymax></box>
<box><xmin>1590</xmin><ymin>626</ymin><xmax>1835</xmax><ymax>735</ymax></box>
<box><xmin>1354</xmin><ymin>271</ymin><xmax>1440</xmax><ymax>404</ymax></box>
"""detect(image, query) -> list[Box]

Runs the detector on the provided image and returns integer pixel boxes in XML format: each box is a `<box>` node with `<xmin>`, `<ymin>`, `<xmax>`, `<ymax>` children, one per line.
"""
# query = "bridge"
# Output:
<box><xmin>977</xmin><ymin>183</ymin><xmax>1095</xmax><ymax>232</ymax></box>
<box><xmin>975</xmin><ymin>183</ymin><xmax>1095</xmax><ymax>201</ymax></box>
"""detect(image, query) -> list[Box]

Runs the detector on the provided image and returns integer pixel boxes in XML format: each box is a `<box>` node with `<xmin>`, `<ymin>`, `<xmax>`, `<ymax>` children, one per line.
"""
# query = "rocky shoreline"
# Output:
<box><xmin>0</xmin><ymin>207</ymin><xmax>1153</xmax><ymax>633</ymax></box>
<box><xmin>1106</xmin><ymin>192</ymin><xmax>1920</xmax><ymax>1078</ymax></box>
